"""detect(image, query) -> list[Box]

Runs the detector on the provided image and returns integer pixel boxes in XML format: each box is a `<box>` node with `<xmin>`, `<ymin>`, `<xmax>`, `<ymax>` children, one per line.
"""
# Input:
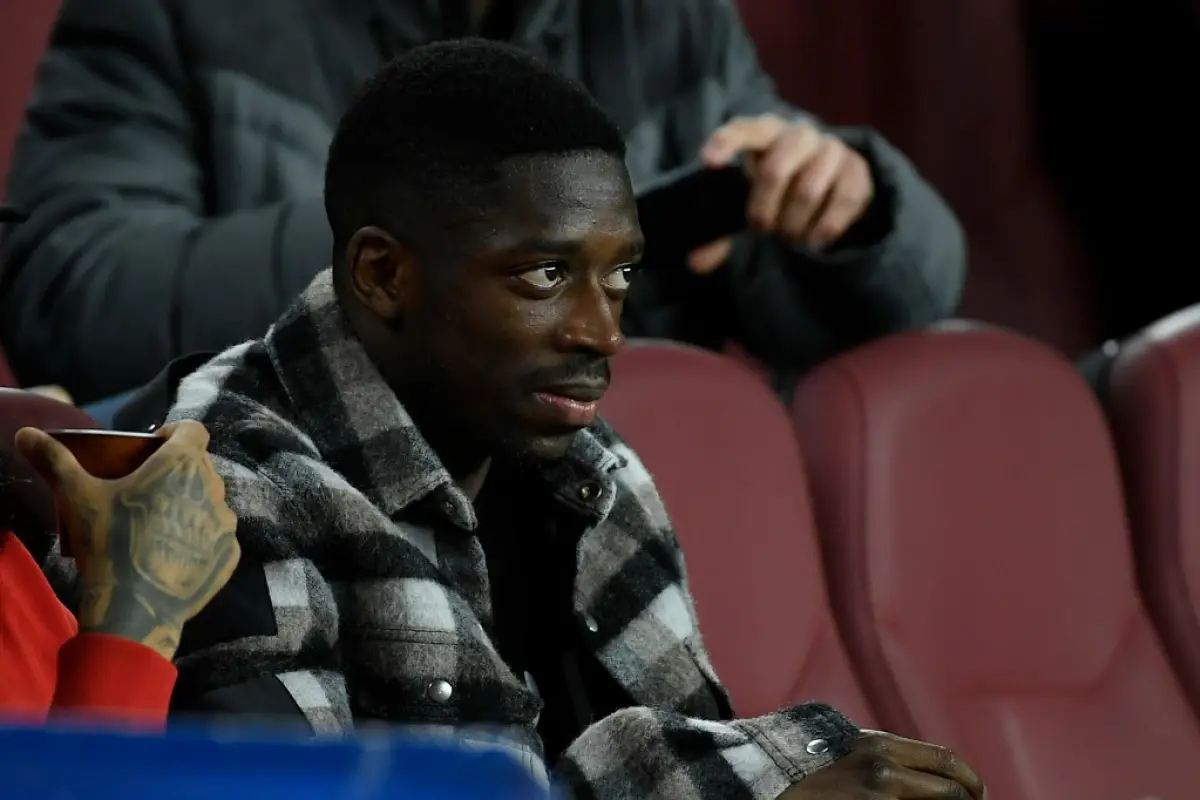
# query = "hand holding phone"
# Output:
<box><xmin>635</xmin><ymin>161</ymin><xmax>751</xmax><ymax>274</ymax></box>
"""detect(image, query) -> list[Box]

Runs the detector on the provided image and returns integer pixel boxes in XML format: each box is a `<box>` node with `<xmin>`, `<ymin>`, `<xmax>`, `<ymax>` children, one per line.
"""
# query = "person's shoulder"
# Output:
<box><xmin>169</xmin><ymin>339</ymin><xmax>316</xmax><ymax>474</ymax></box>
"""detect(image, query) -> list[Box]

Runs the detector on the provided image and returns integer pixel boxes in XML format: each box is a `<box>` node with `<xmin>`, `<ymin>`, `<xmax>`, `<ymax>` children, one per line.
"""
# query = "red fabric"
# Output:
<box><xmin>600</xmin><ymin>341</ymin><xmax>876</xmax><ymax>724</ymax></box>
<box><xmin>791</xmin><ymin>324</ymin><xmax>1200</xmax><ymax>799</ymax></box>
<box><xmin>0</xmin><ymin>0</ymin><xmax>61</xmax><ymax>190</ymax></box>
<box><xmin>0</xmin><ymin>531</ymin><xmax>176</xmax><ymax>727</ymax></box>
<box><xmin>1107</xmin><ymin>305</ymin><xmax>1200</xmax><ymax>714</ymax></box>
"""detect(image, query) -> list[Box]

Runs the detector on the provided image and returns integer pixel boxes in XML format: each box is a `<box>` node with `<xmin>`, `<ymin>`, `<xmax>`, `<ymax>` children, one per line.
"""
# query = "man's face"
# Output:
<box><xmin>403</xmin><ymin>151</ymin><xmax>643</xmax><ymax>462</ymax></box>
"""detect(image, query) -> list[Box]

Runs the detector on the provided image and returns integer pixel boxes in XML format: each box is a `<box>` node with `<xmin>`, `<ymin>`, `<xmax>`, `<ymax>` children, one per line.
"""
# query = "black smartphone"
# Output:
<box><xmin>635</xmin><ymin>161</ymin><xmax>751</xmax><ymax>268</ymax></box>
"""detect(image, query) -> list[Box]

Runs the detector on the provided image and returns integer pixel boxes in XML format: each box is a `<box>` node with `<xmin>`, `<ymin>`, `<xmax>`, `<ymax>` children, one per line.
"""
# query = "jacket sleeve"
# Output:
<box><xmin>690</xmin><ymin>0</ymin><xmax>967</xmax><ymax>377</ymax></box>
<box><xmin>558</xmin><ymin>703</ymin><xmax>857</xmax><ymax>799</ymax></box>
<box><xmin>52</xmin><ymin>634</ymin><xmax>176</xmax><ymax>728</ymax></box>
<box><xmin>553</xmin><ymin>436</ymin><xmax>861</xmax><ymax>799</ymax></box>
<box><xmin>0</xmin><ymin>0</ymin><xmax>330</xmax><ymax>403</ymax></box>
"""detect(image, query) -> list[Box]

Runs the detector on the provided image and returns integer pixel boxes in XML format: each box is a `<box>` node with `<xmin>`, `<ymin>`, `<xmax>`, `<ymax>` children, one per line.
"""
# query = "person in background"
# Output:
<box><xmin>0</xmin><ymin>421</ymin><xmax>239</xmax><ymax>725</ymax></box>
<box><xmin>0</xmin><ymin>205</ymin><xmax>128</xmax><ymax>425</ymax></box>
<box><xmin>161</xmin><ymin>40</ymin><xmax>985</xmax><ymax>799</ymax></box>
<box><xmin>1</xmin><ymin>0</ymin><xmax>965</xmax><ymax>406</ymax></box>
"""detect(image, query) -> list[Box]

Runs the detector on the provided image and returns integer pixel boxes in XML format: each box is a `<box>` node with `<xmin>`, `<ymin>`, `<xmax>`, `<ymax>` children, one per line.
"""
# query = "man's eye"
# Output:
<box><xmin>602</xmin><ymin>264</ymin><xmax>638</xmax><ymax>291</ymax></box>
<box><xmin>517</xmin><ymin>263</ymin><xmax>567</xmax><ymax>289</ymax></box>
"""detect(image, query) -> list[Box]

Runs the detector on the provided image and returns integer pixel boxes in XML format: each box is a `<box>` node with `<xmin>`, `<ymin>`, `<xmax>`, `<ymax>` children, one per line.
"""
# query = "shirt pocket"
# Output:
<box><xmin>343</xmin><ymin>626</ymin><xmax>542</xmax><ymax>726</ymax></box>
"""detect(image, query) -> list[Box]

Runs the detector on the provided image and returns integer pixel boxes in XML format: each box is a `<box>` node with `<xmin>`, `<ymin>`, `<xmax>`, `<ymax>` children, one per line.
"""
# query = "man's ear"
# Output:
<box><xmin>344</xmin><ymin>226</ymin><xmax>417</xmax><ymax>321</ymax></box>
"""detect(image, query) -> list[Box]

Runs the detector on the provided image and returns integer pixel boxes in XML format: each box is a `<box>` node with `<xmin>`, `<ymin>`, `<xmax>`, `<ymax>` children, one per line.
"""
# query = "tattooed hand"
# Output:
<box><xmin>15</xmin><ymin>421</ymin><xmax>240</xmax><ymax>660</ymax></box>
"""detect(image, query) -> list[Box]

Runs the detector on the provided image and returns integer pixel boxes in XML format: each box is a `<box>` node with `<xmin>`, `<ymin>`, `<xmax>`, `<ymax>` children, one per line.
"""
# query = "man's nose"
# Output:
<box><xmin>555</xmin><ymin>283</ymin><xmax>624</xmax><ymax>358</ymax></box>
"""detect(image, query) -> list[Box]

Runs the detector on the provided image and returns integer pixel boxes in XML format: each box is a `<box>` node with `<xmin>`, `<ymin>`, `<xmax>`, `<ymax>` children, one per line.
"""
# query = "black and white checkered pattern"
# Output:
<box><xmin>165</xmin><ymin>269</ymin><xmax>860</xmax><ymax>798</ymax></box>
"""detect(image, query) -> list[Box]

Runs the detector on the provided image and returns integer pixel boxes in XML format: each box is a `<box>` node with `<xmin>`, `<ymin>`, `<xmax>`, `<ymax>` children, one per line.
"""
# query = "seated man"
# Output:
<box><xmin>3</xmin><ymin>0</ymin><xmax>964</xmax><ymax>404</ymax></box>
<box><xmin>164</xmin><ymin>41</ymin><xmax>985</xmax><ymax>798</ymax></box>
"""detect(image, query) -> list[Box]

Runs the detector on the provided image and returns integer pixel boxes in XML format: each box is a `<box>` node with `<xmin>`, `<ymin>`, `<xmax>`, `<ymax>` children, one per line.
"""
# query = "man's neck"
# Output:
<box><xmin>341</xmin><ymin>295</ymin><xmax>494</xmax><ymax>501</ymax></box>
<box><xmin>394</xmin><ymin>390</ymin><xmax>493</xmax><ymax>501</ymax></box>
<box><xmin>455</xmin><ymin>460</ymin><xmax>491</xmax><ymax>501</ymax></box>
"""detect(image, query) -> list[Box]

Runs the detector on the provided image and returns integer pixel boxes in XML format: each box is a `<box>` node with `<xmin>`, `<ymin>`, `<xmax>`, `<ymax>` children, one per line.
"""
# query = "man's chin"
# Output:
<box><xmin>501</xmin><ymin>429</ymin><xmax>581</xmax><ymax>466</ymax></box>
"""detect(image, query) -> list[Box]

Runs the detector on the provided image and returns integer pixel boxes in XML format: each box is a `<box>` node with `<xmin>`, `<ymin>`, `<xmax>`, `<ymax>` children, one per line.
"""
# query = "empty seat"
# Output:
<box><xmin>1106</xmin><ymin>304</ymin><xmax>1200</xmax><ymax>713</ymax></box>
<box><xmin>790</xmin><ymin>323</ymin><xmax>1200</xmax><ymax>800</ymax></box>
<box><xmin>599</xmin><ymin>340</ymin><xmax>875</xmax><ymax>724</ymax></box>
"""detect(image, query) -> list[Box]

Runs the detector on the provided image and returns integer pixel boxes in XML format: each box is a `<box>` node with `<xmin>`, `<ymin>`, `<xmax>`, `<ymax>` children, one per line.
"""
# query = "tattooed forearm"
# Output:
<box><xmin>79</xmin><ymin>585</ymin><xmax>184</xmax><ymax>660</ymax></box>
<box><xmin>115</xmin><ymin>457</ymin><xmax>238</xmax><ymax>606</ymax></box>
<box><xmin>64</xmin><ymin>437</ymin><xmax>240</xmax><ymax>661</ymax></box>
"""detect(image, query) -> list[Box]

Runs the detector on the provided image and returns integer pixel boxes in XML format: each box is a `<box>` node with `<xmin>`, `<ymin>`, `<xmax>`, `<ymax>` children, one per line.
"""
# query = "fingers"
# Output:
<box><xmin>687</xmin><ymin>237</ymin><xmax>734</xmax><ymax>274</ymax></box>
<box><xmin>803</xmin><ymin>151</ymin><xmax>874</xmax><ymax>248</ymax></box>
<box><xmin>703</xmin><ymin>116</ymin><xmax>874</xmax><ymax>250</ymax></box>
<box><xmin>746</xmin><ymin>123</ymin><xmax>823</xmax><ymax>230</ymax></box>
<box><xmin>881</xmin><ymin>764</ymin><xmax>978</xmax><ymax>799</ymax></box>
<box><xmin>865</xmin><ymin>733</ymin><xmax>986</xmax><ymax>800</ymax></box>
<box><xmin>153</xmin><ymin>419</ymin><xmax>211</xmax><ymax>450</ymax></box>
<box><xmin>768</xmin><ymin>134</ymin><xmax>842</xmax><ymax>238</ymax></box>
<box><xmin>142</xmin><ymin>420</ymin><xmax>225</xmax><ymax>504</ymax></box>
<box><xmin>13</xmin><ymin>427</ymin><xmax>90</xmax><ymax>492</ymax></box>
<box><xmin>701</xmin><ymin>114</ymin><xmax>789</xmax><ymax>166</ymax></box>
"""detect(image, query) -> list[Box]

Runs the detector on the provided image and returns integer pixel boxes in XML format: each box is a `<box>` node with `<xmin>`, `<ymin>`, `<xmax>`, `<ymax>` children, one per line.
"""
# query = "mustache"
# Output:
<box><xmin>523</xmin><ymin>356</ymin><xmax>610</xmax><ymax>389</ymax></box>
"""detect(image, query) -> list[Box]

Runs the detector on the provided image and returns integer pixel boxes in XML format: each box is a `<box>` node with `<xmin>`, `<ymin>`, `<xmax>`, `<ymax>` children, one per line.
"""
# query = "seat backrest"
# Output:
<box><xmin>791</xmin><ymin>323</ymin><xmax>1200</xmax><ymax>800</ymax></box>
<box><xmin>598</xmin><ymin>341</ymin><xmax>874</xmax><ymax>724</ymax></box>
<box><xmin>1107</xmin><ymin>304</ymin><xmax>1200</xmax><ymax>713</ymax></box>
<box><xmin>0</xmin><ymin>388</ymin><xmax>100</xmax><ymax>561</ymax></box>
<box><xmin>0</xmin><ymin>0</ymin><xmax>61</xmax><ymax>188</ymax></box>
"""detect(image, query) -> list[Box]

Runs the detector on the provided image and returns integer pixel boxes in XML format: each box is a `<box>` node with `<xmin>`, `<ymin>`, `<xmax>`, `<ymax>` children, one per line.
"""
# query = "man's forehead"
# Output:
<box><xmin>475</xmin><ymin>152</ymin><xmax>639</xmax><ymax>247</ymax></box>
<box><xmin>497</xmin><ymin>151</ymin><xmax>631</xmax><ymax>202</ymax></box>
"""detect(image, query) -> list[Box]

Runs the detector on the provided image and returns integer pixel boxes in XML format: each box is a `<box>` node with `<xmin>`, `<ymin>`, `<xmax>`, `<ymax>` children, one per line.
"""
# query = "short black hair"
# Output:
<box><xmin>324</xmin><ymin>38</ymin><xmax>627</xmax><ymax>261</ymax></box>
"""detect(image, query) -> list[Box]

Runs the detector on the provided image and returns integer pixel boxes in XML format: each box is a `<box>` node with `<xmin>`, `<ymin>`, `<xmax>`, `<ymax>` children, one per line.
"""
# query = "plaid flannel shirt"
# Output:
<box><xmin>163</xmin><ymin>269</ymin><xmax>859</xmax><ymax>798</ymax></box>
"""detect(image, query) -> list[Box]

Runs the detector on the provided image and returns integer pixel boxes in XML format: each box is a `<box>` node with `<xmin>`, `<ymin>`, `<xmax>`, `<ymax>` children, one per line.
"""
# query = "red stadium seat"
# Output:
<box><xmin>1107</xmin><ymin>304</ymin><xmax>1200</xmax><ymax>714</ymax></box>
<box><xmin>0</xmin><ymin>0</ymin><xmax>60</xmax><ymax>188</ymax></box>
<box><xmin>600</xmin><ymin>340</ymin><xmax>875</xmax><ymax>724</ymax></box>
<box><xmin>791</xmin><ymin>323</ymin><xmax>1200</xmax><ymax>799</ymax></box>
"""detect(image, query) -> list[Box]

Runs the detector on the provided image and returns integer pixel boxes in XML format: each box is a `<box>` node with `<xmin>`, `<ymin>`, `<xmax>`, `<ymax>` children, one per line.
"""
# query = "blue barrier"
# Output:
<box><xmin>0</xmin><ymin>721</ymin><xmax>552</xmax><ymax>799</ymax></box>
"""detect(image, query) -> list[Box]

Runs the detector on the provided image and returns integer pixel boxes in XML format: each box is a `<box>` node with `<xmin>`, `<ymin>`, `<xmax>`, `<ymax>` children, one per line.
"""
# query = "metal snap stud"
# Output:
<box><xmin>805</xmin><ymin>738</ymin><xmax>830</xmax><ymax>755</ymax></box>
<box><xmin>426</xmin><ymin>679</ymin><xmax>454</xmax><ymax>703</ymax></box>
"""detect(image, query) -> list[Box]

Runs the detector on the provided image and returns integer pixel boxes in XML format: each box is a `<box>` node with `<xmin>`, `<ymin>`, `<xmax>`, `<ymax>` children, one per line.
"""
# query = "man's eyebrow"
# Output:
<box><xmin>505</xmin><ymin>237</ymin><xmax>585</xmax><ymax>256</ymax></box>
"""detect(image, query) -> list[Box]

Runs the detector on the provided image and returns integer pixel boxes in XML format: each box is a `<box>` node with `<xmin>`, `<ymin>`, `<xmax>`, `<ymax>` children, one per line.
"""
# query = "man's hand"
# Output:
<box><xmin>15</xmin><ymin>420</ymin><xmax>240</xmax><ymax>660</ymax></box>
<box><xmin>690</xmin><ymin>115</ymin><xmax>874</xmax><ymax>273</ymax></box>
<box><xmin>779</xmin><ymin>731</ymin><xmax>986</xmax><ymax>799</ymax></box>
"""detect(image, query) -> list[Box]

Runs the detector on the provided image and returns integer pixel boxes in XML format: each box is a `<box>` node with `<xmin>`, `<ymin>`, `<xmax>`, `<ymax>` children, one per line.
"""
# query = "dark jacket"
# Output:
<box><xmin>1</xmin><ymin>0</ymin><xmax>966</xmax><ymax>403</ymax></box>
<box><xmin>124</xmin><ymin>268</ymin><xmax>860</xmax><ymax>796</ymax></box>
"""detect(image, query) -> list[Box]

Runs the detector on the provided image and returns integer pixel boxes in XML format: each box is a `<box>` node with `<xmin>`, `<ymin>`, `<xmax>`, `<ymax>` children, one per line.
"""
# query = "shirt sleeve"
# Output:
<box><xmin>51</xmin><ymin>633</ymin><xmax>178</xmax><ymax>728</ymax></box>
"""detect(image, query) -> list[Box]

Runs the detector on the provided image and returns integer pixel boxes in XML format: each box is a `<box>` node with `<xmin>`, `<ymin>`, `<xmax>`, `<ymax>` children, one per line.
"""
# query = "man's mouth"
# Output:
<box><xmin>530</xmin><ymin>382</ymin><xmax>608</xmax><ymax>427</ymax></box>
